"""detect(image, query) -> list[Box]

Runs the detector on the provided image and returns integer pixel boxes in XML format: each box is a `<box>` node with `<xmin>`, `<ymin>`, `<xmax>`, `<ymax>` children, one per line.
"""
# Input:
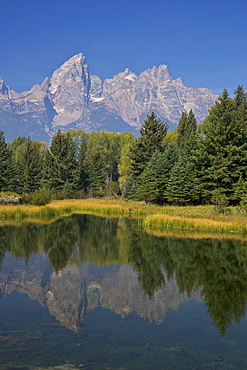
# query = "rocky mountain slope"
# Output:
<box><xmin>0</xmin><ymin>53</ymin><xmax>218</xmax><ymax>142</ymax></box>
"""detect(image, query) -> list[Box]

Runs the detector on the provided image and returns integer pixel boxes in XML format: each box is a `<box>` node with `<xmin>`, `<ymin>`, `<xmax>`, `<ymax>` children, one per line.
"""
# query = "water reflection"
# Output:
<box><xmin>0</xmin><ymin>214</ymin><xmax>247</xmax><ymax>335</ymax></box>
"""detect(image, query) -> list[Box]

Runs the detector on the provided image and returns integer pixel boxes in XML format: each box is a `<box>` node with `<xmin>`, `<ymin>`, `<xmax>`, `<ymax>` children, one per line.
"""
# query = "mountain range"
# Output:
<box><xmin>0</xmin><ymin>53</ymin><xmax>218</xmax><ymax>142</ymax></box>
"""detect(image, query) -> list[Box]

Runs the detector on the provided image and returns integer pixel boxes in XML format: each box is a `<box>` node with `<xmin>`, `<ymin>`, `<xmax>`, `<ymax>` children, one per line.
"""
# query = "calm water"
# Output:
<box><xmin>0</xmin><ymin>214</ymin><xmax>247</xmax><ymax>369</ymax></box>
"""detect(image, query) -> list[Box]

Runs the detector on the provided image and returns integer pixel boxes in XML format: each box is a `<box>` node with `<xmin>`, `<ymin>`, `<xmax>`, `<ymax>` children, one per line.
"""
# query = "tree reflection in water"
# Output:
<box><xmin>0</xmin><ymin>214</ymin><xmax>247</xmax><ymax>335</ymax></box>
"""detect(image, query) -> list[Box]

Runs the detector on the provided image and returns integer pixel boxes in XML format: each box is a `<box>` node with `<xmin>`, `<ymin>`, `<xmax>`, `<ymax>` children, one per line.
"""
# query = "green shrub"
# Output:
<box><xmin>22</xmin><ymin>188</ymin><xmax>52</xmax><ymax>206</ymax></box>
<box><xmin>211</xmin><ymin>188</ymin><xmax>229</xmax><ymax>214</ymax></box>
<box><xmin>238</xmin><ymin>194</ymin><xmax>247</xmax><ymax>215</ymax></box>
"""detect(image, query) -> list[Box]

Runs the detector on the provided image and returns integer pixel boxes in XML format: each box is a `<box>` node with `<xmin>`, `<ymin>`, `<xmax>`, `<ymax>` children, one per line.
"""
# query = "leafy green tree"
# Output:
<box><xmin>118</xmin><ymin>132</ymin><xmax>135</xmax><ymax>187</ymax></box>
<box><xmin>87</xmin><ymin>131</ymin><xmax>122</xmax><ymax>182</ymax></box>
<box><xmin>9</xmin><ymin>136</ymin><xmax>28</xmax><ymax>153</ymax></box>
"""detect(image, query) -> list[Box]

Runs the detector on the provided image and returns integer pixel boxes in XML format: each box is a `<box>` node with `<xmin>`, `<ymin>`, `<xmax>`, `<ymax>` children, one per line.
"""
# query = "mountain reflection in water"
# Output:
<box><xmin>0</xmin><ymin>214</ymin><xmax>247</xmax><ymax>337</ymax></box>
<box><xmin>0</xmin><ymin>215</ymin><xmax>247</xmax><ymax>334</ymax></box>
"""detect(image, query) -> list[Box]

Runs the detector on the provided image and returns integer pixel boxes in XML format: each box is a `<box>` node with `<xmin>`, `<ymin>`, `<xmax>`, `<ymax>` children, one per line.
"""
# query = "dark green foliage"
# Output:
<box><xmin>130</xmin><ymin>112</ymin><xmax>168</xmax><ymax>176</ymax></box>
<box><xmin>177</xmin><ymin>111</ymin><xmax>188</xmax><ymax>149</ymax></box>
<box><xmin>198</xmin><ymin>87</ymin><xmax>247</xmax><ymax>203</ymax></box>
<box><xmin>0</xmin><ymin>131</ymin><xmax>10</xmax><ymax>191</ymax></box>
<box><xmin>137</xmin><ymin>146</ymin><xmax>178</xmax><ymax>204</ymax></box>
<box><xmin>211</xmin><ymin>188</ymin><xmax>229</xmax><ymax>214</ymax></box>
<box><xmin>22</xmin><ymin>188</ymin><xmax>52</xmax><ymax>206</ymax></box>
<box><xmin>122</xmin><ymin>175</ymin><xmax>138</xmax><ymax>200</ymax></box>
<box><xmin>234</xmin><ymin>85</ymin><xmax>247</xmax><ymax>107</ymax></box>
<box><xmin>85</xmin><ymin>152</ymin><xmax>106</xmax><ymax>197</ymax></box>
<box><xmin>166</xmin><ymin>155</ymin><xmax>199</xmax><ymax>205</ymax></box>
<box><xmin>15</xmin><ymin>138</ymin><xmax>44</xmax><ymax>193</ymax></box>
<box><xmin>9</xmin><ymin>136</ymin><xmax>28</xmax><ymax>153</ymax></box>
<box><xmin>177</xmin><ymin>109</ymin><xmax>198</xmax><ymax>154</ymax></box>
<box><xmin>42</xmin><ymin>130</ymin><xmax>77</xmax><ymax>190</ymax></box>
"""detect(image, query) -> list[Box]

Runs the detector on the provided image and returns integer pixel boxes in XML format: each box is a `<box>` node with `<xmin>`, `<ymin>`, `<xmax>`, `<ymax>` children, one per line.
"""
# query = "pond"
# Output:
<box><xmin>0</xmin><ymin>214</ymin><xmax>247</xmax><ymax>369</ymax></box>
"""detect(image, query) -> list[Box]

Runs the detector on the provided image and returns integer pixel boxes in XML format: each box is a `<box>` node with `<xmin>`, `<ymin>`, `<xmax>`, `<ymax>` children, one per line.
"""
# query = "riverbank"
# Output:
<box><xmin>0</xmin><ymin>198</ymin><xmax>246</xmax><ymax>235</ymax></box>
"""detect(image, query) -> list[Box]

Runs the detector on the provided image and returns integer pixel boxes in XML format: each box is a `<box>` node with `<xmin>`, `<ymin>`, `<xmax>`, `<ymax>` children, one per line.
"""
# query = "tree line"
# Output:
<box><xmin>0</xmin><ymin>85</ymin><xmax>246</xmax><ymax>207</ymax></box>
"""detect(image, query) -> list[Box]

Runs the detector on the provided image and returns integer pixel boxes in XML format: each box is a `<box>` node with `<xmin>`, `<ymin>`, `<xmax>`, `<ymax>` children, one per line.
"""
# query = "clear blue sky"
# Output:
<box><xmin>0</xmin><ymin>0</ymin><xmax>246</xmax><ymax>95</ymax></box>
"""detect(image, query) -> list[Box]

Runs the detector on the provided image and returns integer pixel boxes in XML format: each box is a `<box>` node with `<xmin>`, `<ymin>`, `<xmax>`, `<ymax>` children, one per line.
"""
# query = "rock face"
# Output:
<box><xmin>0</xmin><ymin>53</ymin><xmax>218</xmax><ymax>142</ymax></box>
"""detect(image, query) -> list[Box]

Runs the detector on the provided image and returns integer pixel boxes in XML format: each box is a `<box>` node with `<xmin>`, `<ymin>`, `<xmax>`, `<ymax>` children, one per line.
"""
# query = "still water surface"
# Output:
<box><xmin>0</xmin><ymin>214</ymin><xmax>247</xmax><ymax>369</ymax></box>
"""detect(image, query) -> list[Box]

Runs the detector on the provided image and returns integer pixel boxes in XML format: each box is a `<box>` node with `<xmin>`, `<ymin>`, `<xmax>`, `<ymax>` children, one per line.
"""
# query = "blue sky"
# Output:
<box><xmin>0</xmin><ymin>0</ymin><xmax>246</xmax><ymax>95</ymax></box>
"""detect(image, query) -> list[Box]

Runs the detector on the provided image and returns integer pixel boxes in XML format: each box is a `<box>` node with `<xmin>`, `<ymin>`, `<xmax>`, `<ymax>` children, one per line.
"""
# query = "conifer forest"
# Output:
<box><xmin>0</xmin><ymin>86</ymin><xmax>246</xmax><ymax>208</ymax></box>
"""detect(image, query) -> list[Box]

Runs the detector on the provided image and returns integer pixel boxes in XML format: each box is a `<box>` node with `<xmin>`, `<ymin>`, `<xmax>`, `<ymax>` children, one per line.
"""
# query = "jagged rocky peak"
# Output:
<box><xmin>49</xmin><ymin>53</ymin><xmax>91</xmax><ymax>117</ymax></box>
<box><xmin>0</xmin><ymin>77</ymin><xmax>9</xmax><ymax>95</ymax></box>
<box><xmin>138</xmin><ymin>65</ymin><xmax>171</xmax><ymax>83</ymax></box>
<box><xmin>0</xmin><ymin>52</ymin><xmax>218</xmax><ymax>142</ymax></box>
<box><xmin>102</xmin><ymin>68</ymin><xmax>137</xmax><ymax>96</ymax></box>
<box><xmin>173</xmin><ymin>77</ymin><xmax>184</xmax><ymax>87</ymax></box>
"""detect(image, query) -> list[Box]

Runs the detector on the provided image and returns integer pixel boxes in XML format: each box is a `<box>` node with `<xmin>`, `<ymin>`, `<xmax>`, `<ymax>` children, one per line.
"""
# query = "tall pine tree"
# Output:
<box><xmin>42</xmin><ymin>130</ymin><xmax>77</xmax><ymax>191</ymax></box>
<box><xmin>0</xmin><ymin>131</ymin><xmax>10</xmax><ymax>192</ymax></box>
<box><xmin>197</xmin><ymin>88</ymin><xmax>247</xmax><ymax>203</ymax></box>
<box><xmin>15</xmin><ymin>138</ymin><xmax>44</xmax><ymax>193</ymax></box>
<box><xmin>130</xmin><ymin>112</ymin><xmax>168</xmax><ymax>177</ymax></box>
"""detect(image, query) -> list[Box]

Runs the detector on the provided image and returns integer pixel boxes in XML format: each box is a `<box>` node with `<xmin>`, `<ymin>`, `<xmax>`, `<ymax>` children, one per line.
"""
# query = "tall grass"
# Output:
<box><xmin>0</xmin><ymin>198</ymin><xmax>247</xmax><ymax>235</ymax></box>
<box><xmin>143</xmin><ymin>213</ymin><xmax>247</xmax><ymax>235</ymax></box>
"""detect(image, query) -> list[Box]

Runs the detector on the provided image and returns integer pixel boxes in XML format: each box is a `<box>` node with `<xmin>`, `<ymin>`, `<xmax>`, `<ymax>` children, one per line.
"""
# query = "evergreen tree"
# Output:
<box><xmin>122</xmin><ymin>175</ymin><xmax>135</xmax><ymax>199</ymax></box>
<box><xmin>234</xmin><ymin>85</ymin><xmax>247</xmax><ymax>108</ymax></box>
<box><xmin>198</xmin><ymin>88</ymin><xmax>247</xmax><ymax>203</ymax></box>
<box><xmin>85</xmin><ymin>152</ymin><xmax>106</xmax><ymax>197</ymax></box>
<box><xmin>137</xmin><ymin>151</ymin><xmax>162</xmax><ymax>204</ymax></box>
<box><xmin>43</xmin><ymin>130</ymin><xmax>77</xmax><ymax>191</ymax></box>
<box><xmin>166</xmin><ymin>155</ymin><xmax>199</xmax><ymax>205</ymax></box>
<box><xmin>0</xmin><ymin>131</ymin><xmax>10</xmax><ymax>191</ymax></box>
<box><xmin>137</xmin><ymin>146</ymin><xmax>178</xmax><ymax>204</ymax></box>
<box><xmin>77</xmin><ymin>135</ymin><xmax>89</xmax><ymax>191</ymax></box>
<box><xmin>15</xmin><ymin>138</ymin><xmax>44</xmax><ymax>193</ymax></box>
<box><xmin>177</xmin><ymin>111</ymin><xmax>188</xmax><ymax>149</ymax></box>
<box><xmin>130</xmin><ymin>112</ymin><xmax>168</xmax><ymax>177</ymax></box>
<box><xmin>177</xmin><ymin>109</ymin><xmax>197</xmax><ymax>152</ymax></box>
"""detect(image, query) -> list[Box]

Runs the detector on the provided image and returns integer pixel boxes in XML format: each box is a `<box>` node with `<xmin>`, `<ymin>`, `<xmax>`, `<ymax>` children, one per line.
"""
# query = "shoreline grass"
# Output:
<box><xmin>0</xmin><ymin>198</ymin><xmax>246</xmax><ymax>236</ymax></box>
<box><xmin>143</xmin><ymin>213</ymin><xmax>247</xmax><ymax>236</ymax></box>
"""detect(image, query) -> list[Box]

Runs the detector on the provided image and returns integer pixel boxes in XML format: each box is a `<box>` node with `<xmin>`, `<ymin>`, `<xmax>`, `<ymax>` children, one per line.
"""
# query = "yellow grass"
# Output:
<box><xmin>143</xmin><ymin>213</ymin><xmax>247</xmax><ymax>235</ymax></box>
<box><xmin>0</xmin><ymin>198</ymin><xmax>246</xmax><ymax>236</ymax></box>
